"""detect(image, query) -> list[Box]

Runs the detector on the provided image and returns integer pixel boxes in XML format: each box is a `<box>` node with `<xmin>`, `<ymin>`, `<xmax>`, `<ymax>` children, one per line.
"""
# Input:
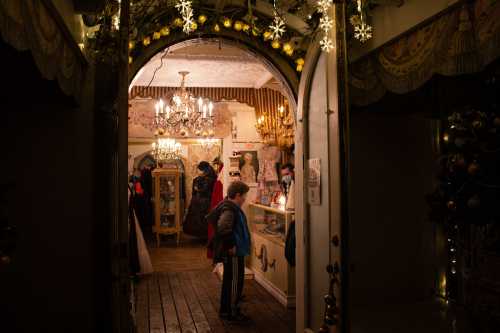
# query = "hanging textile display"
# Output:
<box><xmin>350</xmin><ymin>1</ymin><xmax>500</xmax><ymax>106</ymax></box>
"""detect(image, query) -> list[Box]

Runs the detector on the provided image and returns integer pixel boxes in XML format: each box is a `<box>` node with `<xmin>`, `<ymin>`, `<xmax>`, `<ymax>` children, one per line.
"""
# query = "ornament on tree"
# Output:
<box><xmin>467</xmin><ymin>161</ymin><xmax>480</xmax><ymax>176</ymax></box>
<box><xmin>467</xmin><ymin>195</ymin><xmax>481</xmax><ymax>209</ymax></box>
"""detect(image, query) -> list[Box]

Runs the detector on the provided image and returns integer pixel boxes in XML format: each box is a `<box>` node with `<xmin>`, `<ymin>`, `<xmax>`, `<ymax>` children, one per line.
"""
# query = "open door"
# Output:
<box><xmin>295</xmin><ymin>3</ymin><xmax>350</xmax><ymax>332</ymax></box>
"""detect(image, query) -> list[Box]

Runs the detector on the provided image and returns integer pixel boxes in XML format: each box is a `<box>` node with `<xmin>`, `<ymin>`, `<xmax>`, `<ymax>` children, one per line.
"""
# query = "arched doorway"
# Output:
<box><xmin>120</xmin><ymin>5</ymin><xmax>347</xmax><ymax>333</ymax></box>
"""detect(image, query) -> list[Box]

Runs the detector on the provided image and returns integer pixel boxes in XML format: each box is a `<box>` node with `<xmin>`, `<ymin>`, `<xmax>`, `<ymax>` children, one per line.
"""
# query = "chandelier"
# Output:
<box><xmin>154</xmin><ymin>71</ymin><xmax>215</xmax><ymax>138</ymax></box>
<box><xmin>255</xmin><ymin>100</ymin><xmax>294</xmax><ymax>148</ymax></box>
<box><xmin>151</xmin><ymin>138</ymin><xmax>182</xmax><ymax>161</ymax></box>
<box><xmin>199</xmin><ymin>138</ymin><xmax>220</xmax><ymax>151</ymax></box>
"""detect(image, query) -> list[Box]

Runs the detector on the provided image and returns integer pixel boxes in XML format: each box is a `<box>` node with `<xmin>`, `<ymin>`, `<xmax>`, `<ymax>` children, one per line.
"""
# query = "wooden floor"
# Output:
<box><xmin>135</xmin><ymin>235</ymin><xmax>295</xmax><ymax>333</ymax></box>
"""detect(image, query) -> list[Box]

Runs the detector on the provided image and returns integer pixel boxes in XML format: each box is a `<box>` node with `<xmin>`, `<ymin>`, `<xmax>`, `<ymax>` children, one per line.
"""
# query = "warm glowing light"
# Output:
<box><xmin>198</xmin><ymin>15</ymin><xmax>207</xmax><ymax>24</ymax></box>
<box><xmin>234</xmin><ymin>21</ymin><xmax>243</xmax><ymax>31</ymax></box>
<box><xmin>160</xmin><ymin>26</ymin><xmax>170</xmax><ymax>36</ymax></box>
<box><xmin>223</xmin><ymin>18</ymin><xmax>232</xmax><ymax>28</ymax></box>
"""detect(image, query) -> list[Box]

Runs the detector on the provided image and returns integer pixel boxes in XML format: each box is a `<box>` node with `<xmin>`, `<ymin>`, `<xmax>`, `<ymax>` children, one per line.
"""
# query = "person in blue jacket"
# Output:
<box><xmin>207</xmin><ymin>181</ymin><xmax>251</xmax><ymax>322</ymax></box>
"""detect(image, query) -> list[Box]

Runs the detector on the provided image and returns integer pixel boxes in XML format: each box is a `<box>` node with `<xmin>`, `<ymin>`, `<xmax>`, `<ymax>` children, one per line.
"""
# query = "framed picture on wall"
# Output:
<box><xmin>239</xmin><ymin>151</ymin><xmax>259</xmax><ymax>185</ymax></box>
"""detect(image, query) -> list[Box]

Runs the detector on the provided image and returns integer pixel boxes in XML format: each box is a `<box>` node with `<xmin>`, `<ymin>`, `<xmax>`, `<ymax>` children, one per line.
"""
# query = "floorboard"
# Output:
<box><xmin>135</xmin><ymin>235</ymin><xmax>295</xmax><ymax>333</ymax></box>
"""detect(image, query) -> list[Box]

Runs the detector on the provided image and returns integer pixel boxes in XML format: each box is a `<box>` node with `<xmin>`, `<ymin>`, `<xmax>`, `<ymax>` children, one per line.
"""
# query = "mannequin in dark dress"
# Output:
<box><xmin>183</xmin><ymin>161</ymin><xmax>216</xmax><ymax>239</ymax></box>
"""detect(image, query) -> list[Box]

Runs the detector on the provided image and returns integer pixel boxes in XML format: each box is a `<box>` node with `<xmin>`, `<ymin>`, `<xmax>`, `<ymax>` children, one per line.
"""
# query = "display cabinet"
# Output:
<box><xmin>152</xmin><ymin>168</ymin><xmax>183</xmax><ymax>247</ymax></box>
<box><xmin>247</xmin><ymin>203</ymin><xmax>295</xmax><ymax>307</ymax></box>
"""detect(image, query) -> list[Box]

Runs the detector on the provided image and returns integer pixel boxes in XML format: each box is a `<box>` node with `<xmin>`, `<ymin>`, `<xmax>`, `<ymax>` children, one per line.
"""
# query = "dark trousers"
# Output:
<box><xmin>220</xmin><ymin>256</ymin><xmax>245</xmax><ymax>316</ymax></box>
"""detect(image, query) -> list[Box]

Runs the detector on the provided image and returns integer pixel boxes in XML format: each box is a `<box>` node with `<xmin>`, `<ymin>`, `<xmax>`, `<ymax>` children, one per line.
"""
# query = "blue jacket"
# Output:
<box><xmin>206</xmin><ymin>199</ymin><xmax>251</xmax><ymax>262</ymax></box>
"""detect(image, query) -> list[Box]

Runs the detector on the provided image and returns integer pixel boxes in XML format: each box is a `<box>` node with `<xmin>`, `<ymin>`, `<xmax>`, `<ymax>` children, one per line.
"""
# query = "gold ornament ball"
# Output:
<box><xmin>243</xmin><ymin>24</ymin><xmax>251</xmax><ymax>32</ymax></box>
<box><xmin>160</xmin><ymin>26</ymin><xmax>170</xmax><ymax>36</ymax></box>
<box><xmin>191</xmin><ymin>22</ymin><xmax>198</xmax><ymax>30</ymax></box>
<box><xmin>198</xmin><ymin>15</ymin><xmax>207</xmax><ymax>24</ymax></box>
<box><xmin>213</xmin><ymin>23</ymin><xmax>221</xmax><ymax>32</ymax></box>
<box><xmin>128</xmin><ymin>56</ymin><xmax>132</xmax><ymax>64</ymax></box>
<box><xmin>468</xmin><ymin>162</ymin><xmax>480</xmax><ymax>176</ymax></box>
<box><xmin>494</xmin><ymin>116</ymin><xmax>500</xmax><ymax>127</ymax></box>
<box><xmin>234</xmin><ymin>21</ymin><xmax>243</xmax><ymax>31</ymax></box>
<box><xmin>0</xmin><ymin>255</ymin><xmax>11</xmax><ymax>265</ymax></box>
<box><xmin>271</xmin><ymin>39</ymin><xmax>281</xmax><ymax>49</ymax></box>
<box><xmin>153</xmin><ymin>31</ymin><xmax>161</xmax><ymax>40</ymax></box>
<box><xmin>128</xmin><ymin>41</ymin><xmax>135</xmax><ymax>50</ymax></box>
<box><xmin>283</xmin><ymin>42</ymin><xmax>292</xmax><ymax>52</ymax></box>
<box><xmin>296</xmin><ymin>64</ymin><xmax>303</xmax><ymax>72</ymax></box>
<box><xmin>143</xmin><ymin>36</ymin><xmax>151</xmax><ymax>46</ymax></box>
<box><xmin>223</xmin><ymin>18</ymin><xmax>232</xmax><ymax>28</ymax></box>
<box><xmin>174</xmin><ymin>18</ymin><xmax>183</xmax><ymax>27</ymax></box>
<box><xmin>285</xmin><ymin>47</ymin><xmax>294</xmax><ymax>56</ymax></box>
<box><xmin>263</xmin><ymin>31</ymin><xmax>272</xmax><ymax>40</ymax></box>
<box><xmin>296</xmin><ymin>58</ymin><xmax>305</xmax><ymax>65</ymax></box>
<box><xmin>472</xmin><ymin>120</ymin><xmax>483</xmax><ymax>129</ymax></box>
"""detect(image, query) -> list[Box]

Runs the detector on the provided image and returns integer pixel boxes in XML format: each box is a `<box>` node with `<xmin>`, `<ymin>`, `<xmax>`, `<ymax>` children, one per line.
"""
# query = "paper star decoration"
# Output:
<box><xmin>354</xmin><ymin>22</ymin><xmax>373</xmax><ymax>43</ymax></box>
<box><xmin>320</xmin><ymin>36</ymin><xmax>334</xmax><ymax>52</ymax></box>
<box><xmin>269</xmin><ymin>15</ymin><xmax>286</xmax><ymax>40</ymax></box>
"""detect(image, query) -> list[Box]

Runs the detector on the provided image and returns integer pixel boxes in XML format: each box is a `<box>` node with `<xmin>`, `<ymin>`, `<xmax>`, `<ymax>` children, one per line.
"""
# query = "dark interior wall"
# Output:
<box><xmin>0</xmin><ymin>42</ymin><xmax>97</xmax><ymax>332</ymax></box>
<box><xmin>349</xmin><ymin>110</ymin><xmax>437</xmax><ymax>305</ymax></box>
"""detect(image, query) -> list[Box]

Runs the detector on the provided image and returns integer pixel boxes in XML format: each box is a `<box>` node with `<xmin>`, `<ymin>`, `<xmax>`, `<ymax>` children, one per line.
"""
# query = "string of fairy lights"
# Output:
<box><xmin>172</xmin><ymin>0</ymin><xmax>372</xmax><ymax>54</ymax></box>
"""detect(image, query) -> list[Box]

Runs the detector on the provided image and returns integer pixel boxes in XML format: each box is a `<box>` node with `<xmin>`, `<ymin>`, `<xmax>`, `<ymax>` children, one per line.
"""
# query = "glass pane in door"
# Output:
<box><xmin>159</xmin><ymin>175</ymin><xmax>176</xmax><ymax>228</ymax></box>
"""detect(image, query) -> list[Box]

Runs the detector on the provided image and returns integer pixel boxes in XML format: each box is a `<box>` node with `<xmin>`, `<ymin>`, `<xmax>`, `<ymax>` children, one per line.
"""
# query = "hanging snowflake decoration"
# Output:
<box><xmin>269</xmin><ymin>14</ymin><xmax>286</xmax><ymax>40</ymax></box>
<box><xmin>175</xmin><ymin>0</ymin><xmax>191</xmax><ymax>15</ymax></box>
<box><xmin>176</xmin><ymin>0</ymin><xmax>195</xmax><ymax>34</ymax></box>
<box><xmin>320</xmin><ymin>36</ymin><xmax>334</xmax><ymax>52</ymax></box>
<box><xmin>319</xmin><ymin>16</ymin><xmax>333</xmax><ymax>32</ymax></box>
<box><xmin>317</xmin><ymin>0</ymin><xmax>333</xmax><ymax>14</ymax></box>
<box><xmin>316</xmin><ymin>0</ymin><xmax>333</xmax><ymax>52</ymax></box>
<box><xmin>352</xmin><ymin>0</ymin><xmax>373</xmax><ymax>43</ymax></box>
<box><xmin>182</xmin><ymin>7</ymin><xmax>195</xmax><ymax>34</ymax></box>
<box><xmin>354</xmin><ymin>22</ymin><xmax>372</xmax><ymax>43</ymax></box>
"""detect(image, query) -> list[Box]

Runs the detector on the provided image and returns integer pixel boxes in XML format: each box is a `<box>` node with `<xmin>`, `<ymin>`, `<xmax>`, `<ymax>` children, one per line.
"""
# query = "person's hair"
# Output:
<box><xmin>198</xmin><ymin>161</ymin><xmax>216</xmax><ymax>178</ymax></box>
<box><xmin>281</xmin><ymin>163</ymin><xmax>294</xmax><ymax>172</ymax></box>
<box><xmin>227</xmin><ymin>181</ymin><xmax>250</xmax><ymax>199</ymax></box>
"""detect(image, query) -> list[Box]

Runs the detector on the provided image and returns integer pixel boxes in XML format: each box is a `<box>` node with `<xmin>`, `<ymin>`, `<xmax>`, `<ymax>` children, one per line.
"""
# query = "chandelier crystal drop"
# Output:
<box><xmin>152</xmin><ymin>138</ymin><xmax>182</xmax><ymax>161</ymax></box>
<box><xmin>154</xmin><ymin>71</ymin><xmax>215</xmax><ymax>138</ymax></box>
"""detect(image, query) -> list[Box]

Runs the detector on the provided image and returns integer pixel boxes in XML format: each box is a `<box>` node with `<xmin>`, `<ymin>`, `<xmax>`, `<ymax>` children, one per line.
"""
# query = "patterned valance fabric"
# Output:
<box><xmin>350</xmin><ymin>0</ymin><xmax>500</xmax><ymax>106</ymax></box>
<box><xmin>0</xmin><ymin>0</ymin><xmax>87</xmax><ymax>102</ymax></box>
<box><xmin>129</xmin><ymin>86</ymin><xmax>287</xmax><ymax>121</ymax></box>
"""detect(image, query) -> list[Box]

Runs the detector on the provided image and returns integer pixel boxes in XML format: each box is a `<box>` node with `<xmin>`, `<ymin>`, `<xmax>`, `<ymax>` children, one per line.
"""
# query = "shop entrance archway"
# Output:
<box><xmin>127</xmin><ymin>34</ymin><xmax>305</xmax><ymax>327</ymax></box>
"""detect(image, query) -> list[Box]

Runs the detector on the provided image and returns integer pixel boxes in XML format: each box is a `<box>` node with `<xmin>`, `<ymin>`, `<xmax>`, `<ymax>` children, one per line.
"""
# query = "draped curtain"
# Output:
<box><xmin>350</xmin><ymin>0</ymin><xmax>500</xmax><ymax>106</ymax></box>
<box><xmin>0</xmin><ymin>0</ymin><xmax>87</xmax><ymax>102</ymax></box>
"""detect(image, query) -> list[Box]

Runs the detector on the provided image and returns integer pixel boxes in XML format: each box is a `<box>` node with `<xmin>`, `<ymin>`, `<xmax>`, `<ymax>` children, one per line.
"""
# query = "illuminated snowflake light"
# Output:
<box><xmin>320</xmin><ymin>36</ymin><xmax>334</xmax><ymax>52</ymax></box>
<box><xmin>269</xmin><ymin>15</ymin><xmax>286</xmax><ymax>40</ymax></box>
<box><xmin>354</xmin><ymin>22</ymin><xmax>372</xmax><ymax>43</ymax></box>
<box><xmin>175</xmin><ymin>0</ymin><xmax>191</xmax><ymax>15</ymax></box>
<box><xmin>176</xmin><ymin>0</ymin><xmax>194</xmax><ymax>34</ymax></box>
<box><xmin>319</xmin><ymin>16</ymin><xmax>333</xmax><ymax>32</ymax></box>
<box><xmin>317</xmin><ymin>0</ymin><xmax>333</xmax><ymax>14</ymax></box>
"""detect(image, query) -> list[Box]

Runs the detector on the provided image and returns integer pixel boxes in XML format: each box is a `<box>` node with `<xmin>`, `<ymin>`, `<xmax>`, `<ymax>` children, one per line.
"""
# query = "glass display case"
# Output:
<box><xmin>247</xmin><ymin>203</ymin><xmax>295</xmax><ymax>307</ymax></box>
<box><xmin>152</xmin><ymin>168</ymin><xmax>183</xmax><ymax>246</ymax></box>
<box><xmin>247</xmin><ymin>203</ymin><xmax>293</xmax><ymax>245</ymax></box>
